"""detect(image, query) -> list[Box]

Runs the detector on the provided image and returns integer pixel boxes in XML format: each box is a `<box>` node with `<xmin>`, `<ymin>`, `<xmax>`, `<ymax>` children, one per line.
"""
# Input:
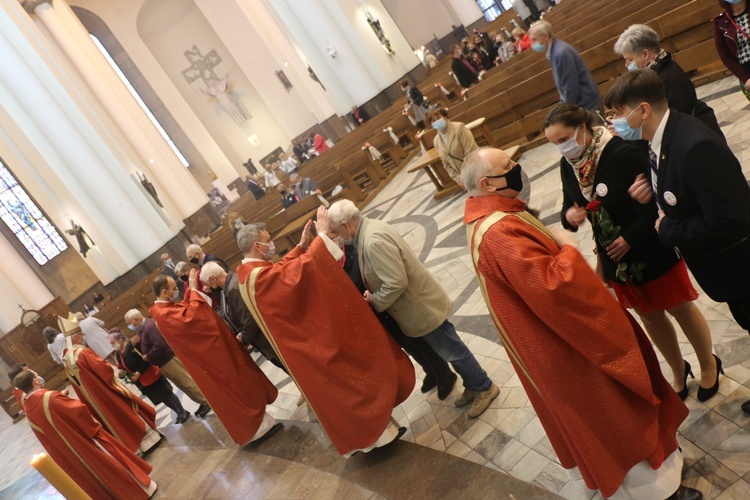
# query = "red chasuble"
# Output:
<box><xmin>464</xmin><ymin>196</ymin><xmax>687</xmax><ymax>498</ymax></box>
<box><xmin>63</xmin><ymin>346</ymin><xmax>156</xmax><ymax>452</ymax></box>
<box><xmin>237</xmin><ymin>238</ymin><xmax>415</xmax><ymax>455</ymax></box>
<box><xmin>150</xmin><ymin>289</ymin><xmax>278</xmax><ymax>445</ymax></box>
<box><xmin>24</xmin><ymin>389</ymin><xmax>152</xmax><ymax>499</ymax></box>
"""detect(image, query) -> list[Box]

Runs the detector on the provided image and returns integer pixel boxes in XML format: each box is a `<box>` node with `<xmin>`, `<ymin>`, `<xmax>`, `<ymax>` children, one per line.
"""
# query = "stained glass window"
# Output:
<box><xmin>0</xmin><ymin>160</ymin><xmax>67</xmax><ymax>264</ymax></box>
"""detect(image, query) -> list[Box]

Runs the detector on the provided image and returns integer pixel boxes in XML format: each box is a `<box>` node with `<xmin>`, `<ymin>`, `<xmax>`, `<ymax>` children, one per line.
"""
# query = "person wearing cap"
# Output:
<box><xmin>57</xmin><ymin>313</ymin><xmax>161</xmax><ymax>455</ymax></box>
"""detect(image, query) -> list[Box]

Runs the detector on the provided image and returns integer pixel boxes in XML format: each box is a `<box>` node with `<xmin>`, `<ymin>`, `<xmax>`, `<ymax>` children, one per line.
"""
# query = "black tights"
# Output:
<box><xmin>161</xmin><ymin>392</ymin><xmax>186</xmax><ymax>416</ymax></box>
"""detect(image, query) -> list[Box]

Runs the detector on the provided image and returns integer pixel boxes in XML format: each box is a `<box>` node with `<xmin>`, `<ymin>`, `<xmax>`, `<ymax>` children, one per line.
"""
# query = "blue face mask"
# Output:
<box><xmin>726</xmin><ymin>0</ymin><xmax>744</xmax><ymax>4</ymax></box>
<box><xmin>432</xmin><ymin>118</ymin><xmax>447</xmax><ymax>132</ymax></box>
<box><xmin>531</xmin><ymin>42</ymin><xmax>546</xmax><ymax>53</ymax></box>
<box><xmin>611</xmin><ymin>107</ymin><xmax>643</xmax><ymax>141</ymax></box>
<box><xmin>626</xmin><ymin>60</ymin><xmax>638</xmax><ymax>72</ymax></box>
<box><xmin>128</xmin><ymin>324</ymin><xmax>138</xmax><ymax>332</ymax></box>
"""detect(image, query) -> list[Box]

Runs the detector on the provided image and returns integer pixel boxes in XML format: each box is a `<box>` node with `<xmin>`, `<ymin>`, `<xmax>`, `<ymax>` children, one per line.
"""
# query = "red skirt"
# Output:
<box><xmin>610</xmin><ymin>259</ymin><xmax>698</xmax><ymax>313</ymax></box>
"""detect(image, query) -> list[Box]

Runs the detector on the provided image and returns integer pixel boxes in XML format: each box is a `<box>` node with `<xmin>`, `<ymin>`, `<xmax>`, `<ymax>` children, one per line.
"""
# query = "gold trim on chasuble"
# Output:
<box><xmin>467</xmin><ymin>210</ymin><xmax>562</xmax><ymax>397</ymax></box>
<box><xmin>42</xmin><ymin>391</ymin><xmax>107</xmax><ymax>495</ymax></box>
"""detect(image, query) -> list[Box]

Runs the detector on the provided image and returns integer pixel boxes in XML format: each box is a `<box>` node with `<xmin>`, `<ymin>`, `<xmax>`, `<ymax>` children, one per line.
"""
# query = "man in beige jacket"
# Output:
<box><xmin>328</xmin><ymin>200</ymin><xmax>499</xmax><ymax>418</ymax></box>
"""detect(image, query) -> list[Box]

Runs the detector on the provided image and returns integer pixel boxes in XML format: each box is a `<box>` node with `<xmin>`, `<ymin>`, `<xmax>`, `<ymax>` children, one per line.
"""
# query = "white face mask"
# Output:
<box><xmin>258</xmin><ymin>241</ymin><xmax>275</xmax><ymax>261</ymax></box>
<box><xmin>557</xmin><ymin>126</ymin><xmax>587</xmax><ymax>160</ymax></box>
<box><xmin>171</xmin><ymin>289</ymin><xmax>180</xmax><ymax>301</ymax></box>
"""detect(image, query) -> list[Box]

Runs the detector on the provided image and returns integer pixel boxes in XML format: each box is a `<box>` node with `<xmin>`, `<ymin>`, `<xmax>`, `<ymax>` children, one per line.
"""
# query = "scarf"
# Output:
<box><xmin>566</xmin><ymin>126</ymin><xmax>613</xmax><ymax>201</ymax></box>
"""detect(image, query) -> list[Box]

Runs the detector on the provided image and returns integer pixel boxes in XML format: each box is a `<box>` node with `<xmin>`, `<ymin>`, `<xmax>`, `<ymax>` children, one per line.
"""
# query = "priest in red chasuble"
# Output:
<box><xmin>237</xmin><ymin>207</ymin><xmax>415</xmax><ymax>456</ymax></box>
<box><xmin>460</xmin><ymin>148</ymin><xmax>694</xmax><ymax>500</ymax></box>
<box><xmin>149</xmin><ymin>271</ymin><xmax>281</xmax><ymax>446</ymax></box>
<box><xmin>57</xmin><ymin>314</ymin><xmax>160</xmax><ymax>455</ymax></box>
<box><xmin>14</xmin><ymin>370</ymin><xmax>157</xmax><ymax>499</ymax></box>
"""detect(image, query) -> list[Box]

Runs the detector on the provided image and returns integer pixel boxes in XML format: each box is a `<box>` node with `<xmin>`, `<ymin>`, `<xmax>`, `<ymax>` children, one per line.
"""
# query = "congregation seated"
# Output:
<box><xmin>511</xmin><ymin>27</ymin><xmax>531</xmax><ymax>53</ymax></box>
<box><xmin>289</xmin><ymin>173</ymin><xmax>321</xmax><ymax>200</ymax></box>
<box><xmin>277</xmin><ymin>184</ymin><xmax>297</xmax><ymax>209</ymax></box>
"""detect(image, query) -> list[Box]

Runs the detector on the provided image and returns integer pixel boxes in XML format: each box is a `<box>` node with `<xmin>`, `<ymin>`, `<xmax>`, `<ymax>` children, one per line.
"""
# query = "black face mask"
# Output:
<box><xmin>180</xmin><ymin>275</ymin><xmax>189</xmax><ymax>282</ymax></box>
<box><xmin>487</xmin><ymin>164</ymin><xmax>524</xmax><ymax>192</ymax></box>
<box><xmin>189</xmin><ymin>257</ymin><xmax>199</xmax><ymax>264</ymax></box>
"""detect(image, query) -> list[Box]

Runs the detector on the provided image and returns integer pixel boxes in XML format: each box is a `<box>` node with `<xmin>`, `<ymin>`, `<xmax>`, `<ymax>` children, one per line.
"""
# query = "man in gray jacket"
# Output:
<box><xmin>327</xmin><ymin>200</ymin><xmax>499</xmax><ymax>418</ymax></box>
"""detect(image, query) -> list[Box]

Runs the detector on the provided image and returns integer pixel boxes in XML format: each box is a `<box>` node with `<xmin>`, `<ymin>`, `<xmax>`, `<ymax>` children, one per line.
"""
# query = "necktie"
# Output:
<box><xmin>648</xmin><ymin>147</ymin><xmax>661</xmax><ymax>210</ymax></box>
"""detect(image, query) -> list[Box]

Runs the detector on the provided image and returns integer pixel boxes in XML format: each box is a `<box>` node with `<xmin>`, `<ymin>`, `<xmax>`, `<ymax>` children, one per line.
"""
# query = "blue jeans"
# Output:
<box><xmin>422</xmin><ymin>320</ymin><xmax>492</xmax><ymax>392</ymax></box>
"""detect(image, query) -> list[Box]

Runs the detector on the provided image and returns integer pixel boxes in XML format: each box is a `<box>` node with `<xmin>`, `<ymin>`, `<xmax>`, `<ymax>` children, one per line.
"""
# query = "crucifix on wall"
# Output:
<box><xmin>181</xmin><ymin>45</ymin><xmax>249</xmax><ymax>124</ymax></box>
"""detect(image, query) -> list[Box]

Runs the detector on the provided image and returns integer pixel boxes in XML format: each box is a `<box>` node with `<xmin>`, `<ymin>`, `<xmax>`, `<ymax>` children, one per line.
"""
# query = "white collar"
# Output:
<box><xmin>154</xmin><ymin>299</ymin><xmax>172</xmax><ymax>303</ymax></box>
<box><xmin>649</xmin><ymin>109</ymin><xmax>670</xmax><ymax>159</ymax></box>
<box><xmin>241</xmin><ymin>257</ymin><xmax>266</xmax><ymax>263</ymax></box>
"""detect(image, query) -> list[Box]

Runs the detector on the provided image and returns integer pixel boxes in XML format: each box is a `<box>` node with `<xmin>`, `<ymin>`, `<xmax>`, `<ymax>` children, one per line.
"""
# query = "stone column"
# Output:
<box><xmin>0</xmin><ymin>0</ymin><xmax>169</xmax><ymax>279</ymax></box>
<box><xmin>20</xmin><ymin>0</ymin><xmax>209</xmax><ymax>221</ymax></box>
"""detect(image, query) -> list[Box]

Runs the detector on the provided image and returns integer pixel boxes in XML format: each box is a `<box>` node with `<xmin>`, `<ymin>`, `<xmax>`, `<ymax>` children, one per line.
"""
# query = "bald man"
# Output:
<box><xmin>461</xmin><ymin>147</ymin><xmax>694</xmax><ymax>500</ymax></box>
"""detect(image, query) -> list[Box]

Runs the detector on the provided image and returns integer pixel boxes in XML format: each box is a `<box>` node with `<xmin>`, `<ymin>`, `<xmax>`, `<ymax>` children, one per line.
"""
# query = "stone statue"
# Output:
<box><xmin>65</xmin><ymin>221</ymin><xmax>94</xmax><ymax>258</ymax></box>
<box><xmin>137</xmin><ymin>172</ymin><xmax>162</xmax><ymax>207</ymax></box>
<box><xmin>200</xmin><ymin>76</ymin><xmax>247</xmax><ymax>124</ymax></box>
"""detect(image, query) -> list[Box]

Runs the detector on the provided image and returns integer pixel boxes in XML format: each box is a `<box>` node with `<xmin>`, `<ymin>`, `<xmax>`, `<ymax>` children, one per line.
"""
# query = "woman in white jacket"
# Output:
<box><xmin>428</xmin><ymin>108</ymin><xmax>479</xmax><ymax>187</ymax></box>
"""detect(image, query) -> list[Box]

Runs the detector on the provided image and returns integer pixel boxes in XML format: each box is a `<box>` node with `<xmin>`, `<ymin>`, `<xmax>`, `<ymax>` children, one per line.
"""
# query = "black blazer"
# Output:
<box><xmin>561</xmin><ymin>135</ymin><xmax>680</xmax><ymax>285</ymax></box>
<box><xmin>203</xmin><ymin>253</ymin><xmax>228</xmax><ymax>271</ymax></box>
<box><xmin>656</xmin><ymin>110</ymin><xmax>750</xmax><ymax>302</ymax></box>
<box><xmin>280</xmin><ymin>192</ymin><xmax>297</xmax><ymax>208</ymax></box>
<box><xmin>451</xmin><ymin>57</ymin><xmax>478</xmax><ymax>89</ymax></box>
<box><xmin>247</xmin><ymin>180</ymin><xmax>265</xmax><ymax>200</ymax></box>
<box><xmin>651</xmin><ymin>53</ymin><xmax>724</xmax><ymax>141</ymax></box>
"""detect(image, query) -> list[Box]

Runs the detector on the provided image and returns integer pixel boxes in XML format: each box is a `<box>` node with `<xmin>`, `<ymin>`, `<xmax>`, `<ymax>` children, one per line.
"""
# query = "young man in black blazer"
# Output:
<box><xmin>606</xmin><ymin>70</ymin><xmax>750</xmax><ymax>411</ymax></box>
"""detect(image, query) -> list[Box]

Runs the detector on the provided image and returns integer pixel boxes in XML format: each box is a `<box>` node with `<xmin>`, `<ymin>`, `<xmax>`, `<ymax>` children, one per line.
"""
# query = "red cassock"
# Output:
<box><xmin>24</xmin><ymin>389</ymin><xmax>153</xmax><ymax>499</ymax></box>
<box><xmin>237</xmin><ymin>238</ymin><xmax>415</xmax><ymax>455</ymax></box>
<box><xmin>464</xmin><ymin>196</ymin><xmax>688</xmax><ymax>498</ymax></box>
<box><xmin>150</xmin><ymin>290</ymin><xmax>278</xmax><ymax>445</ymax></box>
<box><xmin>63</xmin><ymin>346</ymin><xmax>156</xmax><ymax>452</ymax></box>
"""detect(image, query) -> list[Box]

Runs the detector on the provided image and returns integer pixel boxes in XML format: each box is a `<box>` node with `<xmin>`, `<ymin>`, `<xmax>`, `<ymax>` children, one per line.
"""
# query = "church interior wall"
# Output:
<box><xmin>136</xmin><ymin>0</ymin><xmax>291</xmax><ymax>177</ymax></box>
<box><xmin>380</xmin><ymin>0</ymin><xmax>460</xmax><ymax>52</ymax></box>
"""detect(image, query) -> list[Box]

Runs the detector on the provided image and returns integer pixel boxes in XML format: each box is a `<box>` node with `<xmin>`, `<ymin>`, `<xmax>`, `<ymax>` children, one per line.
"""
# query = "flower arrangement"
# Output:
<box><xmin>586</xmin><ymin>200</ymin><xmax>646</xmax><ymax>283</ymax></box>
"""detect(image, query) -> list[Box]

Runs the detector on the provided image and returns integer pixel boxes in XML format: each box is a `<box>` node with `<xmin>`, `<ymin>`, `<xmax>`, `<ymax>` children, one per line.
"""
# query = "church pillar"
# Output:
<box><xmin>21</xmin><ymin>0</ymin><xmax>208</xmax><ymax>221</ymax></box>
<box><xmin>442</xmin><ymin>0</ymin><xmax>483</xmax><ymax>27</ymax></box>
<box><xmin>0</xmin><ymin>234</ymin><xmax>53</xmax><ymax>333</ymax></box>
<box><xmin>0</xmin><ymin>0</ymin><xmax>171</xmax><ymax>280</ymax></box>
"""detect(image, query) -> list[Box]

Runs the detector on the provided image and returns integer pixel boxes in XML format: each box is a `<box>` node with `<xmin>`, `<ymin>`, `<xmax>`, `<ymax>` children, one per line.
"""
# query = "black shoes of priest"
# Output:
<box><xmin>175</xmin><ymin>410</ymin><xmax>190</xmax><ymax>424</ymax></box>
<box><xmin>195</xmin><ymin>403</ymin><xmax>211</xmax><ymax>418</ymax></box>
<box><xmin>252</xmin><ymin>422</ymin><xmax>284</xmax><ymax>445</ymax></box>
<box><xmin>666</xmin><ymin>485</ymin><xmax>702</xmax><ymax>500</ymax></box>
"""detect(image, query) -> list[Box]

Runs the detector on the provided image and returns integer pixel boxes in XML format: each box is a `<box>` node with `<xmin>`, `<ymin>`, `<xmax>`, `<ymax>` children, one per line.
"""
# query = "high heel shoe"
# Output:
<box><xmin>676</xmin><ymin>360</ymin><xmax>694</xmax><ymax>401</ymax></box>
<box><xmin>697</xmin><ymin>354</ymin><xmax>723</xmax><ymax>402</ymax></box>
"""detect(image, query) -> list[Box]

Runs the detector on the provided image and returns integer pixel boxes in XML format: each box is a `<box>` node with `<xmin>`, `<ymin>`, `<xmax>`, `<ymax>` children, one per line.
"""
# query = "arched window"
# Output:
<box><xmin>475</xmin><ymin>0</ymin><xmax>514</xmax><ymax>21</ymax></box>
<box><xmin>90</xmin><ymin>34</ymin><xmax>190</xmax><ymax>168</ymax></box>
<box><xmin>0</xmin><ymin>159</ymin><xmax>67</xmax><ymax>264</ymax></box>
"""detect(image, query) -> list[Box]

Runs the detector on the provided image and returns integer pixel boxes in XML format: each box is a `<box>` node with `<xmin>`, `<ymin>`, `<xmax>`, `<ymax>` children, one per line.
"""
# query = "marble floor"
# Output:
<box><xmin>2</xmin><ymin>75</ymin><xmax>750</xmax><ymax>499</ymax></box>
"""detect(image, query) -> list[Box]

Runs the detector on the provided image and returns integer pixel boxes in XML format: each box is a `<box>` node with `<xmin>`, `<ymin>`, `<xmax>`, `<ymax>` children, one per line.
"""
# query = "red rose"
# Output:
<box><xmin>586</xmin><ymin>200</ymin><xmax>602</xmax><ymax>212</ymax></box>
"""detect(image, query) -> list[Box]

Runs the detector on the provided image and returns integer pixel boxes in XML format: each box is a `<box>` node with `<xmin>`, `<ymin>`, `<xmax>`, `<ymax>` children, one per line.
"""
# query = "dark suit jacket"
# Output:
<box><xmin>247</xmin><ymin>180</ymin><xmax>265</xmax><ymax>200</ymax></box>
<box><xmin>292</xmin><ymin>144</ymin><xmax>309</xmax><ymax>164</ymax></box>
<box><xmin>651</xmin><ymin>53</ymin><xmax>724</xmax><ymax>141</ymax></box>
<box><xmin>280</xmin><ymin>192</ymin><xmax>297</xmax><ymax>208</ymax></box>
<box><xmin>221</xmin><ymin>271</ymin><xmax>278</xmax><ymax>362</ymax></box>
<box><xmin>656</xmin><ymin>110</ymin><xmax>750</xmax><ymax>302</ymax></box>
<box><xmin>561</xmin><ymin>136</ymin><xmax>679</xmax><ymax>284</ymax></box>
<box><xmin>451</xmin><ymin>57</ymin><xmax>478</xmax><ymax>89</ymax></box>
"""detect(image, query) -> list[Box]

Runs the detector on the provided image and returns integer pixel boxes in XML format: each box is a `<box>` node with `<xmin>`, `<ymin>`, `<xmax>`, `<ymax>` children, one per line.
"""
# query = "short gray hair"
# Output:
<box><xmin>614</xmin><ymin>24</ymin><xmax>660</xmax><ymax>55</ymax></box>
<box><xmin>200</xmin><ymin>261</ymin><xmax>226</xmax><ymax>283</ymax></box>
<box><xmin>290</xmin><ymin>173</ymin><xmax>301</xmax><ymax>183</ymax></box>
<box><xmin>328</xmin><ymin>200</ymin><xmax>361</xmax><ymax>232</ymax></box>
<box><xmin>461</xmin><ymin>147</ymin><xmax>497</xmax><ymax>194</ymax></box>
<box><xmin>237</xmin><ymin>222</ymin><xmax>266</xmax><ymax>255</ymax></box>
<box><xmin>174</xmin><ymin>261</ymin><xmax>190</xmax><ymax>276</ymax></box>
<box><xmin>124</xmin><ymin>309</ymin><xmax>143</xmax><ymax>323</ymax></box>
<box><xmin>529</xmin><ymin>20</ymin><xmax>553</xmax><ymax>38</ymax></box>
<box><xmin>185</xmin><ymin>243</ymin><xmax>202</xmax><ymax>256</ymax></box>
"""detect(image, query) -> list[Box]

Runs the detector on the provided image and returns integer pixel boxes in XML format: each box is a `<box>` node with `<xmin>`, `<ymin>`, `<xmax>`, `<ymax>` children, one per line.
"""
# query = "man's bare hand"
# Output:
<box><xmin>299</xmin><ymin>219</ymin><xmax>313</xmax><ymax>248</ymax></box>
<box><xmin>314</xmin><ymin>206</ymin><xmax>330</xmax><ymax>237</ymax></box>
<box><xmin>188</xmin><ymin>268</ymin><xmax>199</xmax><ymax>291</ymax></box>
<box><xmin>628</xmin><ymin>174</ymin><xmax>653</xmax><ymax>204</ymax></box>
